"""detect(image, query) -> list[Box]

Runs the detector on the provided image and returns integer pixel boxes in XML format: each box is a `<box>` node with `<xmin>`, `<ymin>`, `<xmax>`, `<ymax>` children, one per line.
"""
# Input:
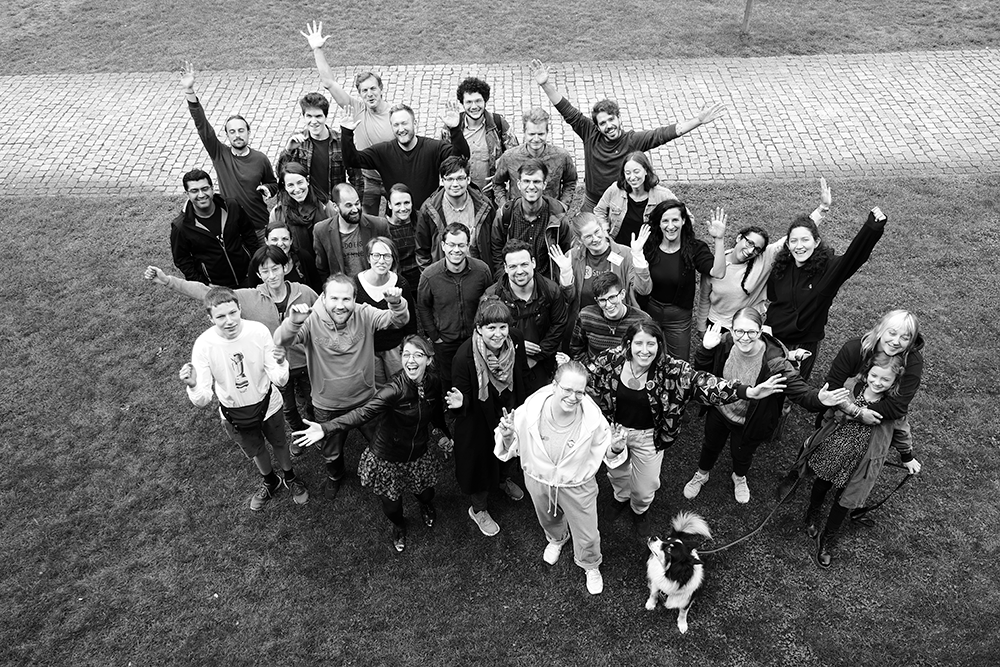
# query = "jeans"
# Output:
<box><xmin>313</xmin><ymin>404</ymin><xmax>375</xmax><ymax>480</ymax></box>
<box><xmin>278</xmin><ymin>365</ymin><xmax>313</xmax><ymax>430</ymax></box>
<box><xmin>646</xmin><ymin>298</ymin><xmax>693</xmax><ymax>361</ymax></box>
<box><xmin>362</xmin><ymin>175</ymin><xmax>388</xmax><ymax>216</ymax></box>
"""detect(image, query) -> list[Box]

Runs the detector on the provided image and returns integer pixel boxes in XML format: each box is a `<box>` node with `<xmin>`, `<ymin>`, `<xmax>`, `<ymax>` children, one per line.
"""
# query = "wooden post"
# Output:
<box><xmin>741</xmin><ymin>0</ymin><xmax>755</xmax><ymax>35</ymax></box>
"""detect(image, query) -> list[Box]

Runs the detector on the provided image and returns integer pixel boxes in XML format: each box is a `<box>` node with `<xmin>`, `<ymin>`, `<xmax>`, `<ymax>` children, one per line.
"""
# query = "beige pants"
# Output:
<box><xmin>524</xmin><ymin>475</ymin><xmax>602</xmax><ymax>570</ymax></box>
<box><xmin>607</xmin><ymin>427</ymin><xmax>662</xmax><ymax>514</ymax></box>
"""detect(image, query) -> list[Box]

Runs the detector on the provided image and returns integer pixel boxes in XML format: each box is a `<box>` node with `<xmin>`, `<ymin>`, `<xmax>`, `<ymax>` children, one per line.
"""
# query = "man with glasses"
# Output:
<box><xmin>171</xmin><ymin>169</ymin><xmax>260</xmax><ymax>288</ymax></box>
<box><xmin>414</xmin><ymin>156</ymin><xmax>497</xmax><ymax>270</ymax></box>
<box><xmin>416</xmin><ymin>222</ymin><xmax>494</xmax><ymax>385</ymax></box>
<box><xmin>313</xmin><ymin>183</ymin><xmax>390</xmax><ymax>282</ymax></box>
<box><xmin>569</xmin><ymin>273</ymin><xmax>652</xmax><ymax>363</ymax></box>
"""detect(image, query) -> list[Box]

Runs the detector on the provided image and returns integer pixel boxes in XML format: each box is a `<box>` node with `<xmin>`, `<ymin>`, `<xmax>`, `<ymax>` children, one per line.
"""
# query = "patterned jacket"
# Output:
<box><xmin>587</xmin><ymin>345</ymin><xmax>749</xmax><ymax>451</ymax></box>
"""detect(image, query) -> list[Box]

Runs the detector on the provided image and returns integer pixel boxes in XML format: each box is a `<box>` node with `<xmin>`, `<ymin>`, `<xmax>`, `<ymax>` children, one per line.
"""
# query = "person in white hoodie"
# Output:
<box><xmin>494</xmin><ymin>361</ymin><xmax>627</xmax><ymax>595</ymax></box>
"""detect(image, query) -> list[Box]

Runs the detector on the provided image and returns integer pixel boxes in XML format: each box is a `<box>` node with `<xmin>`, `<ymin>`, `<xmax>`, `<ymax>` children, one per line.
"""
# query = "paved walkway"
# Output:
<box><xmin>2</xmin><ymin>49</ymin><xmax>998</xmax><ymax>195</ymax></box>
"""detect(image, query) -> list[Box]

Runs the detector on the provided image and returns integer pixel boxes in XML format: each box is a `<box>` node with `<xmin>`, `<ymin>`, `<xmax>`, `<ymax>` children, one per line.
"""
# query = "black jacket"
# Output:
<box><xmin>321</xmin><ymin>372</ymin><xmax>449</xmax><ymax>463</ymax></box>
<box><xmin>170</xmin><ymin>195</ymin><xmax>259</xmax><ymax>287</ymax></box>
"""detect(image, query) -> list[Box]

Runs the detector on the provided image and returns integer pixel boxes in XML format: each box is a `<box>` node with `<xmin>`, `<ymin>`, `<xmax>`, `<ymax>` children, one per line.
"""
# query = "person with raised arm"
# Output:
<box><xmin>530</xmin><ymin>59</ymin><xmax>725</xmax><ymax>212</ymax></box>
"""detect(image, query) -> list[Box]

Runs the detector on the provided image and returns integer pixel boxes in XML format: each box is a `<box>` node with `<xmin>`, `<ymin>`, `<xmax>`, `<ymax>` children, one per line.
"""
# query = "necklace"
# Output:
<box><xmin>624</xmin><ymin>361</ymin><xmax>649</xmax><ymax>390</ymax></box>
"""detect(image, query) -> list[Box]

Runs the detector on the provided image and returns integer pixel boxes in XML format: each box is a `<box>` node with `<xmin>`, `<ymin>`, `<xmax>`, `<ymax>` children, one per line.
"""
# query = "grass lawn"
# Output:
<box><xmin>3</xmin><ymin>174</ymin><xmax>999</xmax><ymax>665</ymax></box>
<box><xmin>2</xmin><ymin>1</ymin><xmax>999</xmax><ymax>74</ymax></box>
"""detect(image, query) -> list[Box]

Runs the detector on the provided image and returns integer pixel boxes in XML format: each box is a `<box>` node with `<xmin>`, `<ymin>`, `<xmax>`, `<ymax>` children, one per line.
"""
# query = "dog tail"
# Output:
<box><xmin>671</xmin><ymin>511</ymin><xmax>711</xmax><ymax>540</ymax></box>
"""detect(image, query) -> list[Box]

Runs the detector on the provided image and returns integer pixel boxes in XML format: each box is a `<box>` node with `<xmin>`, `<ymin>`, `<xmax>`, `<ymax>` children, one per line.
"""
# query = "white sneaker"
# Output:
<box><xmin>585</xmin><ymin>568</ymin><xmax>604</xmax><ymax>595</ymax></box>
<box><xmin>683</xmin><ymin>470</ymin><xmax>710</xmax><ymax>499</ymax></box>
<box><xmin>732</xmin><ymin>473</ymin><xmax>750</xmax><ymax>504</ymax></box>
<box><xmin>468</xmin><ymin>507</ymin><xmax>500</xmax><ymax>536</ymax></box>
<box><xmin>543</xmin><ymin>540</ymin><xmax>565</xmax><ymax>565</ymax></box>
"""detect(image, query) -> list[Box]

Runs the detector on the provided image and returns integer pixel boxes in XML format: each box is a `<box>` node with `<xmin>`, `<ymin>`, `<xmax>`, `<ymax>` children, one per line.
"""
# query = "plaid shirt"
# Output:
<box><xmin>276</xmin><ymin>127</ymin><xmax>346</xmax><ymax>199</ymax></box>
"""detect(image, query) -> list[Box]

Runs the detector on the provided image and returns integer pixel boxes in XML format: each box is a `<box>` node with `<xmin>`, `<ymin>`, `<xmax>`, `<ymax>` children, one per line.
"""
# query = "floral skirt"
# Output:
<box><xmin>358</xmin><ymin>447</ymin><xmax>442</xmax><ymax>501</ymax></box>
<box><xmin>810</xmin><ymin>422</ymin><xmax>872</xmax><ymax>488</ymax></box>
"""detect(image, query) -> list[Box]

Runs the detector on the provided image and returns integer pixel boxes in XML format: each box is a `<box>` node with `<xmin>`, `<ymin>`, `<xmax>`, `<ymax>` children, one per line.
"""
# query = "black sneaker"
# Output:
<box><xmin>421</xmin><ymin>502</ymin><xmax>436</xmax><ymax>528</ymax></box>
<box><xmin>283</xmin><ymin>474</ymin><xmax>309</xmax><ymax>505</ymax></box>
<box><xmin>323</xmin><ymin>477</ymin><xmax>342</xmax><ymax>500</ymax></box>
<box><xmin>249</xmin><ymin>482</ymin><xmax>277</xmax><ymax>512</ymax></box>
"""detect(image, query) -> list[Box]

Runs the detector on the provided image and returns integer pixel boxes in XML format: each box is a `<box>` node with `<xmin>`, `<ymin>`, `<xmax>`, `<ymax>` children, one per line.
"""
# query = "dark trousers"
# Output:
<box><xmin>278</xmin><ymin>366</ymin><xmax>313</xmax><ymax>430</ymax></box>
<box><xmin>313</xmin><ymin>404</ymin><xmax>376</xmax><ymax>480</ymax></box>
<box><xmin>699</xmin><ymin>408</ymin><xmax>766</xmax><ymax>477</ymax></box>
<box><xmin>434</xmin><ymin>338</ymin><xmax>466</xmax><ymax>389</ymax></box>
<box><xmin>381</xmin><ymin>488</ymin><xmax>435</xmax><ymax>527</ymax></box>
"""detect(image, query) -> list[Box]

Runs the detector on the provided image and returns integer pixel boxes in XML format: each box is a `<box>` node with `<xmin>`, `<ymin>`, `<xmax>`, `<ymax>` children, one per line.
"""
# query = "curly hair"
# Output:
<box><xmin>771</xmin><ymin>216</ymin><xmax>833</xmax><ymax>282</ymax></box>
<box><xmin>456</xmin><ymin>77</ymin><xmax>491</xmax><ymax>103</ymax></box>
<box><xmin>643</xmin><ymin>200</ymin><xmax>697</xmax><ymax>270</ymax></box>
<box><xmin>590</xmin><ymin>99</ymin><xmax>620</xmax><ymax>124</ymax></box>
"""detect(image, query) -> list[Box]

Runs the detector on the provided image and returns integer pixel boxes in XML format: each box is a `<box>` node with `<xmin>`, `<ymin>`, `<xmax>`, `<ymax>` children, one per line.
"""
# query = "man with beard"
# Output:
<box><xmin>276</xmin><ymin>92</ymin><xmax>346</xmax><ymax>203</ymax></box>
<box><xmin>170</xmin><ymin>169</ymin><xmax>260</xmax><ymax>288</ymax></box>
<box><xmin>438</xmin><ymin>77</ymin><xmax>518</xmax><ymax>202</ymax></box>
<box><xmin>179</xmin><ymin>63</ymin><xmax>279</xmax><ymax>242</ymax></box>
<box><xmin>485</xmin><ymin>240</ymin><xmax>568</xmax><ymax>394</ymax></box>
<box><xmin>493</xmin><ymin>107</ymin><xmax>577</xmax><ymax>210</ymax></box>
<box><xmin>302</xmin><ymin>21</ymin><xmax>395</xmax><ymax>216</ymax></box>
<box><xmin>384</xmin><ymin>183</ymin><xmax>421</xmax><ymax>290</ymax></box>
<box><xmin>489</xmin><ymin>159</ymin><xmax>572</xmax><ymax>281</ymax></box>
<box><xmin>416</xmin><ymin>222</ymin><xmax>494</xmax><ymax>386</ymax></box>
<box><xmin>276</xmin><ymin>274</ymin><xmax>410</xmax><ymax>499</ymax></box>
<box><xmin>341</xmin><ymin>103</ymin><xmax>470</xmax><ymax>212</ymax></box>
<box><xmin>414</xmin><ymin>156</ymin><xmax>496</xmax><ymax>270</ymax></box>
<box><xmin>530</xmin><ymin>59</ymin><xmax>726</xmax><ymax>212</ymax></box>
<box><xmin>568</xmin><ymin>272</ymin><xmax>652</xmax><ymax>364</ymax></box>
<box><xmin>313</xmin><ymin>183</ymin><xmax>390</xmax><ymax>281</ymax></box>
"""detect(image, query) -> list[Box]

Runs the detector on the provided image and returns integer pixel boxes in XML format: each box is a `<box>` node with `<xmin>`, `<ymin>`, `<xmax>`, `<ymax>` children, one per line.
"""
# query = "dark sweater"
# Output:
<box><xmin>823</xmin><ymin>334</ymin><xmax>925</xmax><ymax>420</ymax></box>
<box><xmin>416</xmin><ymin>258</ymin><xmax>493</xmax><ymax>343</ymax></box>
<box><xmin>647</xmin><ymin>240</ymin><xmax>715</xmax><ymax>309</ymax></box>
<box><xmin>554</xmin><ymin>97</ymin><xmax>678</xmax><ymax>203</ymax></box>
<box><xmin>353</xmin><ymin>273</ymin><xmax>418</xmax><ymax>352</ymax></box>
<box><xmin>187</xmin><ymin>100</ymin><xmax>278</xmax><ymax>231</ymax></box>
<box><xmin>765</xmin><ymin>211</ymin><xmax>886</xmax><ymax>345</ymax></box>
<box><xmin>342</xmin><ymin>126</ymin><xmax>471</xmax><ymax>211</ymax></box>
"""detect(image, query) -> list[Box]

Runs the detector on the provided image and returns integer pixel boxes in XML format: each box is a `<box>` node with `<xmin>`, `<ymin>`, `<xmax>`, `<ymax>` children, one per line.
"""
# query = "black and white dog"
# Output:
<box><xmin>645</xmin><ymin>511</ymin><xmax>712</xmax><ymax>633</ymax></box>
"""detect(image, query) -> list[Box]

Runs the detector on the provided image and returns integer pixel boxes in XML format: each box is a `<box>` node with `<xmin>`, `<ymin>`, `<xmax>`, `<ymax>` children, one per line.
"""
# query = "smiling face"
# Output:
<box><xmin>390</xmin><ymin>109</ymin><xmax>416</xmax><ymax>147</ymax></box>
<box><xmin>389</xmin><ymin>190</ymin><xmax>412</xmax><ymax>223</ymax></box>
<box><xmin>401</xmin><ymin>341</ymin><xmax>430</xmax><ymax>383</ymax></box>
<box><xmin>283</xmin><ymin>172</ymin><xmax>309</xmax><ymax>203</ymax></box>
<box><xmin>595</xmin><ymin>287</ymin><xmax>626</xmax><ymax>319</ymax></box>
<box><xmin>478</xmin><ymin>322</ymin><xmax>510</xmax><ymax>352</ymax></box>
<box><xmin>866</xmin><ymin>365</ymin><xmax>898</xmax><ymax>396</ymax></box>
<box><xmin>335</xmin><ymin>188</ymin><xmax>362</xmax><ymax>225</ymax></box>
<box><xmin>504</xmin><ymin>249</ymin><xmax>535</xmax><ymax>288</ymax></box>
<box><xmin>185</xmin><ymin>178</ymin><xmax>214</xmax><ymax>214</ymax></box>
<box><xmin>731</xmin><ymin>314</ymin><xmax>763</xmax><ymax>353</ymax></box>
<box><xmin>323</xmin><ymin>281</ymin><xmax>356</xmax><ymax>326</ymax></box>
<box><xmin>462</xmin><ymin>91</ymin><xmax>486</xmax><ymax>121</ymax></box>
<box><xmin>518</xmin><ymin>169</ymin><xmax>546</xmax><ymax>204</ymax></box>
<box><xmin>266</xmin><ymin>227</ymin><xmax>293</xmax><ymax>254</ymax></box>
<box><xmin>658</xmin><ymin>207</ymin><xmax>684</xmax><ymax>244</ymax></box>
<box><xmin>733</xmin><ymin>232</ymin><xmax>766</xmax><ymax>264</ymax></box>
<box><xmin>877</xmin><ymin>318</ymin><xmax>914</xmax><ymax>356</ymax></box>
<box><xmin>595</xmin><ymin>111</ymin><xmax>622</xmax><ymax>140</ymax></box>
<box><xmin>523</xmin><ymin>120</ymin><xmax>548</xmax><ymax>152</ymax></box>
<box><xmin>787</xmin><ymin>226</ymin><xmax>818</xmax><ymax>265</ymax></box>
<box><xmin>257</xmin><ymin>258</ymin><xmax>288</xmax><ymax>292</ymax></box>
<box><xmin>356</xmin><ymin>76</ymin><xmax>383</xmax><ymax>110</ymax></box>
<box><xmin>552</xmin><ymin>369</ymin><xmax>587</xmax><ymax>413</ymax></box>
<box><xmin>209</xmin><ymin>300</ymin><xmax>243</xmax><ymax>340</ymax></box>
<box><xmin>441</xmin><ymin>230</ymin><xmax>470</xmax><ymax>269</ymax></box>
<box><xmin>302</xmin><ymin>107</ymin><xmax>327</xmax><ymax>138</ymax></box>
<box><xmin>623</xmin><ymin>159</ymin><xmax>647</xmax><ymax>191</ymax></box>
<box><xmin>368</xmin><ymin>240</ymin><xmax>393</xmax><ymax>276</ymax></box>
<box><xmin>440</xmin><ymin>168</ymin><xmax>470</xmax><ymax>199</ymax></box>
<box><xmin>224</xmin><ymin>118</ymin><xmax>250</xmax><ymax>150</ymax></box>
<box><xmin>630</xmin><ymin>331</ymin><xmax>659</xmax><ymax>370</ymax></box>
<box><xmin>578</xmin><ymin>218</ymin><xmax>610</xmax><ymax>255</ymax></box>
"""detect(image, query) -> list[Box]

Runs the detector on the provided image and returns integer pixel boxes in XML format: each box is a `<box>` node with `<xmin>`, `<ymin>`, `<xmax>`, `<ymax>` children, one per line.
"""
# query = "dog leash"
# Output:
<box><xmin>849</xmin><ymin>462</ymin><xmax>915</xmax><ymax>522</ymax></box>
<box><xmin>698</xmin><ymin>475</ymin><xmax>802</xmax><ymax>555</ymax></box>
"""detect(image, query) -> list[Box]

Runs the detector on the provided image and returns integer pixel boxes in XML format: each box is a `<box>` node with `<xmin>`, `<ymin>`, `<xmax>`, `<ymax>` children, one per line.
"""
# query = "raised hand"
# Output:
<box><xmin>524</xmin><ymin>340</ymin><xmax>541</xmax><ymax>356</ymax></box>
<box><xmin>288</xmin><ymin>303</ymin><xmax>311</xmax><ymax>324</ymax></box>
<box><xmin>706</xmin><ymin>207</ymin><xmax>727</xmax><ymax>239</ymax></box>
<box><xmin>292</xmin><ymin>419</ymin><xmax>325</xmax><ymax>448</ymax></box>
<box><xmin>530</xmin><ymin>59</ymin><xmax>552</xmax><ymax>86</ymax></box>
<box><xmin>497</xmin><ymin>407</ymin><xmax>515</xmax><ymax>439</ymax></box>
<box><xmin>819</xmin><ymin>177</ymin><xmax>832</xmax><ymax>209</ymax></box>
<box><xmin>445</xmin><ymin>387</ymin><xmax>464</xmax><ymax>410</ymax></box>
<box><xmin>870</xmin><ymin>206</ymin><xmax>886</xmax><ymax>223</ymax></box>
<box><xmin>300</xmin><ymin>21</ymin><xmax>329</xmax><ymax>50</ymax></box>
<box><xmin>817</xmin><ymin>382</ymin><xmax>851</xmax><ymax>407</ymax></box>
<box><xmin>382</xmin><ymin>286</ymin><xmax>403</xmax><ymax>304</ymax></box>
<box><xmin>179</xmin><ymin>62</ymin><xmax>195</xmax><ymax>92</ymax></box>
<box><xmin>178</xmin><ymin>363</ymin><xmax>197</xmax><ymax>387</ymax></box>
<box><xmin>440</xmin><ymin>99</ymin><xmax>462</xmax><ymax>129</ymax></box>
<box><xmin>548</xmin><ymin>244</ymin><xmax>572</xmax><ymax>272</ymax></box>
<box><xmin>747</xmin><ymin>373</ymin><xmax>787</xmax><ymax>399</ymax></box>
<box><xmin>255</xmin><ymin>184</ymin><xmax>272</xmax><ymax>198</ymax></box>
<box><xmin>630</xmin><ymin>224</ymin><xmax>651</xmax><ymax>256</ymax></box>
<box><xmin>903</xmin><ymin>458</ymin><xmax>921</xmax><ymax>475</ymax></box>
<box><xmin>697</xmin><ymin>102</ymin><xmax>726</xmax><ymax>125</ymax></box>
<box><xmin>702</xmin><ymin>323</ymin><xmax>724</xmax><ymax>350</ymax></box>
<box><xmin>144</xmin><ymin>265</ymin><xmax>169</xmax><ymax>285</ymax></box>
<box><xmin>273</xmin><ymin>346</ymin><xmax>286</xmax><ymax>363</ymax></box>
<box><xmin>555</xmin><ymin>351</ymin><xmax>570</xmax><ymax>367</ymax></box>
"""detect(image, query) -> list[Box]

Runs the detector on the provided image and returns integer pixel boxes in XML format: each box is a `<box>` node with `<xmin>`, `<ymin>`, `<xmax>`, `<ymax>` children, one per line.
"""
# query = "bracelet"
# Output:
<box><xmin>853</xmin><ymin>405</ymin><xmax>863</xmax><ymax>418</ymax></box>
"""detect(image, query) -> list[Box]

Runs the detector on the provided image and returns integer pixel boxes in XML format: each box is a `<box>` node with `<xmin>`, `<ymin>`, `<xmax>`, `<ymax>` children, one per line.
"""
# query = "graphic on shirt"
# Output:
<box><xmin>231</xmin><ymin>352</ymin><xmax>249</xmax><ymax>392</ymax></box>
<box><xmin>583</xmin><ymin>265</ymin><xmax>612</xmax><ymax>280</ymax></box>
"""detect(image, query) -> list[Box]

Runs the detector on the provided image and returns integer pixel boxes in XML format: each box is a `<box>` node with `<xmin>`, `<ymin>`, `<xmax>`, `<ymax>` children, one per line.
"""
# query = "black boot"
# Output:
<box><xmin>816</xmin><ymin>528</ymin><xmax>836</xmax><ymax>568</ymax></box>
<box><xmin>805</xmin><ymin>504</ymin><xmax>822</xmax><ymax>540</ymax></box>
<box><xmin>392</xmin><ymin>519</ymin><xmax>407</xmax><ymax>553</ymax></box>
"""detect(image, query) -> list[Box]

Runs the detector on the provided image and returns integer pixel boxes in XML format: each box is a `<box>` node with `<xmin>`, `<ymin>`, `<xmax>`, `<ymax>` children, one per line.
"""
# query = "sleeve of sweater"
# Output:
<box><xmin>631</xmin><ymin>124</ymin><xmax>680</xmax><ymax>151</ymax></box>
<box><xmin>560</xmin><ymin>154</ymin><xmax>578</xmax><ymax>208</ymax></box>
<box><xmin>820</xmin><ymin>210</ymin><xmax>886</xmax><ymax>296</ymax></box>
<box><xmin>415</xmin><ymin>273</ymin><xmax>440</xmax><ymax>341</ymax></box>
<box><xmin>186</xmin><ymin>338</ymin><xmax>215</xmax><ymax>408</ymax></box>
<box><xmin>321</xmin><ymin>382</ymin><xmax>397</xmax><ymax>434</ymax></box>
<box><xmin>443</xmin><ymin>125</ymin><xmax>471</xmax><ymax>159</ymax></box>
<box><xmin>554</xmin><ymin>98</ymin><xmax>595</xmax><ymax>140</ymax></box>
<box><xmin>538</xmin><ymin>283</ymin><xmax>569</xmax><ymax>359</ymax></box>
<box><xmin>188</xmin><ymin>100</ymin><xmax>222</xmax><ymax>159</ymax></box>
<box><xmin>341</xmin><ymin>126</ymin><xmax>379</xmax><ymax>169</ymax></box>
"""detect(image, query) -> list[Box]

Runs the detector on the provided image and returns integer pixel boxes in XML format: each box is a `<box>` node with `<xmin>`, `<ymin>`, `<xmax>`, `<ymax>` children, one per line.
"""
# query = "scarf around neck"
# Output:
<box><xmin>472</xmin><ymin>330</ymin><xmax>515</xmax><ymax>402</ymax></box>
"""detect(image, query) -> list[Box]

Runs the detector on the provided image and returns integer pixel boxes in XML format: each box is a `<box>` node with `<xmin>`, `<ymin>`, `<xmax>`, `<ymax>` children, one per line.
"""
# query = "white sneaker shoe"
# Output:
<box><xmin>543</xmin><ymin>540</ymin><xmax>565</xmax><ymax>565</ymax></box>
<box><xmin>683</xmin><ymin>470</ymin><xmax>710</xmax><ymax>499</ymax></box>
<box><xmin>468</xmin><ymin>507</ymin><xmax>501</xmax><ymax>536</ymax></box>
<box><xmin>585</xmin><ymin>568</ymin><xmax>604</xmax><ymax>595</ymax></box>
<box><xmin>732</xmin><ymin>473</ymin><xmax>750</xmax><ymax>504</ymax></box>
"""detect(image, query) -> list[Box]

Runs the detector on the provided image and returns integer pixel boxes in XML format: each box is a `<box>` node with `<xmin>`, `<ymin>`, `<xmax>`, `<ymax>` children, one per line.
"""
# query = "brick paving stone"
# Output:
<box><xmin>1</xmin><ymin>49</ymin><xmax>999</xmax><ymax>197</ymax></box>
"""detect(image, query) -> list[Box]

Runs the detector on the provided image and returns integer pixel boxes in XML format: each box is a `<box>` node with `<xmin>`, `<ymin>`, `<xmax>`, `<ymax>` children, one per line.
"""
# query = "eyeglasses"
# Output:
<box><xmin>186</xmin><ymin>186</ymin><xmax>212</xmax><ymax>194</ymax></box>
<box><xmin>443</xmin><ymin>241</ymin><xmax>469</xmax><ymax>250</ymax></box>
<box><xmin>595</xmin><ymin>290</ymin><xmax>624</xmax><ymax>306</ymax></box>
<box><xmin>739</xmin><ymin>235</ymin><xmax>764</xmax><ymax>254</ymax></box>
<box><xmin>556</xmin><ymin>385</ymin><xmax>587</xmax><ymax>398</ymax></box>
<box><xmin>732</xmin><ymin>329</ymin><xmax>761</xmax><ymax>340</ymax></box>
<box><xmin>369</xmin><ymin>252</ymin><xmax>393</xmax><ymax>261</ymax></box>
<box><xmin>401</xmin><ymin>351</ymin><xmax>428</xmax><ymax>360</ymax></box>
<box><xmin>443</xmin><ymin>175</ymin><xmax>468</xmax><ymax>183</ymax></box>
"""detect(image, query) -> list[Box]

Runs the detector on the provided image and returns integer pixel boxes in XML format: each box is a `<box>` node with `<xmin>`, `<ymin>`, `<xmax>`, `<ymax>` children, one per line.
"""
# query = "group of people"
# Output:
<box><xmin>156</xmin><ymin>28</ymin><xmax>925</xmax><ymax>595</ymax></box>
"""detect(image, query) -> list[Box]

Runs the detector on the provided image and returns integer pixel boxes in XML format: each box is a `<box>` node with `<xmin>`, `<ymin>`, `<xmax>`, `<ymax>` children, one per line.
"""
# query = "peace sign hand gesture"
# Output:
<box><xmin>498</xmin><ymin>407</ymin><xmax>515</xmax><ymax>440</ymax></box>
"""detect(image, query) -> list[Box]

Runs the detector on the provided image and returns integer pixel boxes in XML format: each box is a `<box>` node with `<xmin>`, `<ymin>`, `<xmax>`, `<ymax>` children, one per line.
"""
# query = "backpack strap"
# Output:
<box><xmin>494</xmin><ymin>112</ymin><xmax>506</xmax><ymax>153</ymax></box>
